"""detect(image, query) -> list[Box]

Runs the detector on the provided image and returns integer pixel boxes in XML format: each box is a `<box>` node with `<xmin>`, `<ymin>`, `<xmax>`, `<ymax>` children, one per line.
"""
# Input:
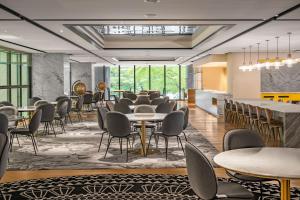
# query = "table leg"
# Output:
<box><xmin>280</xmin><ymin>179</ymin><xmax>290</xmax><ymax>200</ymax></box>
<box><xmin>140</xmin><ymin>121</ymin><xmax>146</xmax><ymax>155</ymax></box>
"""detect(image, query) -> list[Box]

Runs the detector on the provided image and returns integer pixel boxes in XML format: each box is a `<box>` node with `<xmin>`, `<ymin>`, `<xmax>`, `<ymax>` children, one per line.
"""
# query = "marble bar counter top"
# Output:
<box><xmin>233</xmin><ymin>98</ymin><xmax>300</xmax><ymax>148</ymax></box>
<box><xmin>196</xmin><ymin>90</ymin><xmax>232</xmax><ymax>116</ymax></box>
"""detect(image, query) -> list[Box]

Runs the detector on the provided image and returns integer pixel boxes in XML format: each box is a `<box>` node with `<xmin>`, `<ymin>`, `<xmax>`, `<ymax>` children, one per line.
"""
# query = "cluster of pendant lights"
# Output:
<box><xmin>239</xmin><ymin>32</ymin><xmax>299</xmax><ymax>72</ymax></box>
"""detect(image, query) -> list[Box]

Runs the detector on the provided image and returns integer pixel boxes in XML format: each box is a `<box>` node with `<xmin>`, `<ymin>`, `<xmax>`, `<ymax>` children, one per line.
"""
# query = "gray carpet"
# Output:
<box><xmin>8</xmin><ymin>122</ymin><xmax>218</xmax><ymax>170</ymax></box>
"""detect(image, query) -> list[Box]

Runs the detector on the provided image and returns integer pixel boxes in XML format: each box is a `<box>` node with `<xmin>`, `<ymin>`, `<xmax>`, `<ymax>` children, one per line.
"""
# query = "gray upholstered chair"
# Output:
<box><xmin>55</xmin><ymin>96</ymin><xmax>68</xmax><ymax>102</ymax></box>
<box><xmin>83</xmin><ymin>93</ymin><xmax>93</xmax><ymax>111</ymax></box>
<box><xmin>104</xmin><ymin>111</ymin><xmax>144</xmax><ymax>162</ymax></box>
<box><xmin>113</xmin><ymin>95</ymin><xmax>120</xmax><ymax>104</ymax></box>
<box><xmin>134</xmin><ymin>96</ymin><xmax>151</xmax><ymax>105</ymax></box>
<box><xmin>149</xmin><ymin>92</ymin><xmax>160</xmax><ymax>100</ymax></box>
<box><xmin>97</xmin><ymin>107</ymin><xmax>108</xmax><ymax>152</ymax></box>
<box><xmin>151</xmin><ymin>98</ymin><xmax>165</xmax><ymax>105</ymax></box>
<box><xmin>65</xmin><ymin>98</ymin><xmax>73</xmax><ymax>124</ymax></box>
<box><xmin>37</xmin><ymin>103</ymin><xmax>56</xmax><ymax>136</ymax></box>
<box><xmin>11</xmin><ymin>109</ymin><xmax>42</xmax><ymax>155</ymax></box>
<box><xmin>106</xmin><ymin>101</ymin><xmax>114</xmax><ymax>111</ymax></box>
<box><xmin>0</xmin><ymin>114</ymin><xmax>9</xmax><ymax>180</ymax></box>
<box><xmin>119</xmin><ymin>98</ymin><xmax>134</xmax><ymax>106</ymax></box>
<box><xmin>179</xmin><ymin>106</ymin><xmax>189</xmax><ymax>141</ymax></box>
<box><xmin>55</xmin><ymin>100</ymin><xmax>68</xmax><ymax>132</ymax></box>
<box><xmin>155</xmin><ymin>102</ymin><xmax>172</xmax><ymax>113</ymax></box>
<box><xmin>185</xmin><ymin>142</ymin><xmax>254</xmax><ymax>200</ymax></box>
<box><xmin>0</xmin><ymin>106</ymin><xmax>18</xmax><ymax>129</ymax></box>
<box><xmin>133</xmin><ymin>105</ymin><xmax>156</xmax><ymax>135</ymax></box>
<box><xmin>169</xmin><ymin>100</ymin><xmax>177</xmax><ymax>111</ymax></box>
<box><xmin>71</xmin><ymin>96</ymin><xmax>84</xmax><ymax>121</ymax></box>
<box><xmin>114</xmin><ymin>102</ymin><xmax>131</xmax><ymax>114</ymax></box>
<box><xmin>147</xmin><ymin>111</ymin><xmax>184</xmax><ymax>159</ymax></box>
<box><xmin>0</xmin><ymin>101</ymin><xmax>13</xmax><ymax>106</ymax></box>
<box><xmin>126</xmin><ymin>93</ymin><xmax>137</xmax><ymax>101</ymax></box>
<box><xmin>163</xmin><ymin>96</ymin><xmax>169</xmax><ymax>103</ymax></box>
<box><xmin>34</xmin><ymin>100</ymin><xmax>49</xmax><ymax>107</ymax></box>
<box><xmin>29</xmin><ymin>97</ymin><xmax>42</xmax><ymax>106</ymax></box>
<box><xmin>223</xmin><ymin>129</ymin><xmax>275</xmax><ymax>194</ymax></box>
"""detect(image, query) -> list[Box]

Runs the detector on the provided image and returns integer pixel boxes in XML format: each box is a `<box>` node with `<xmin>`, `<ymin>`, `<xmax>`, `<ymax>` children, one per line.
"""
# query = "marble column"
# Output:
<box><xmin>32</xmin><ymin>53</ymin><xmax>68</xmax><ymax>101</ymax></box>
<box><xmin>70</xmin><ymin>62</ymin><xmax>92</xmax><ymax>91</ymax></box>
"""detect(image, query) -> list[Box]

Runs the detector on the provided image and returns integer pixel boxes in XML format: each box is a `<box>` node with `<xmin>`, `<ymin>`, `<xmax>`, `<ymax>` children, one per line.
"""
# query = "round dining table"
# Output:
<box><xmin>129</xmin><ymin>105</ymin><xmax>157</xmax><ymax>111</ymax></box>
<box><xmin>125</xmin><ymin>113</ymin><xmax>167</xmax><ymax>155</ymax></box>
<box><xmin>18</xmin><ymin>106</ymin><xmax>36</xmax><ymax>118</ymax></box>
<box><xmin>214</xmin><ymin>147</ymin><xmax>300</xmax><ymax>200</ymax></box>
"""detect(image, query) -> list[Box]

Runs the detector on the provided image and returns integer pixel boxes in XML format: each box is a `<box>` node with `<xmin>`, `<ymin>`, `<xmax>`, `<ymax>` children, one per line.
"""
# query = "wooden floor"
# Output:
<box><xmin>1</xmin><ymin>102</ymin><xmax>299</xmax><ymax>187</ymax></box>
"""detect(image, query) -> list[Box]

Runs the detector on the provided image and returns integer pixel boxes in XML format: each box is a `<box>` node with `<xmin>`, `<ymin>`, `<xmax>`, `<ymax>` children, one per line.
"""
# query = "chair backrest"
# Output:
<box><xmin>76</xmin><ymin>96</ymin><xmax>84</xmax><ymax>110</ymax></box>
<box><xmin>97</xmin><ymin>107</ymin><xmax>108</xmax><ymax>130</ymax></box>
<box><xmin>37</xmin><ymin>103</ymin><xmax>55</xmax><ymax>122</ymax></box>
<box><xmin>155</xmin><ymin>102</ymin><xmax>172</xmax><ymax>113</ymax></box>
<box><xmin>134</xmin><ymin>105</ymin><xmax>155</xmax><ymax>113</ymax></box>
<box><xmin>83</xmin><ymin>93</ymin><xmax>93</xmax><ymax>104</ymax></box>
<box><xmin>0</xmin><ymin>101</ymin><xmax>13</xmax><ymax>106</ymax></box>
<box><xmin>57</xmin><ymin>100</ymin><xmax>68</xmax><ymax>118</ymax></box>
<box><xmin>149</xmin><ymin>92</ymin><xmax>160</xmax><ymax>100</ymax></box>
<box><xmin>114</xmin><ymin>102</ymin><xmax>131</xmax><ymax>114</ymax></box>
<box><xmin>119</xmin><ymin>98</ymin><xmax>134</xmax><ymax>106</ymax></box>
<box><xmin>65</xmin><ymin>98</ymin><xmax>72</xmax><ymax>113</ymax></box>
<box><xmin>161</xmin><ymin>111</ymin><xmax>184</xmax><ymax>136</ymax></box>
<box><xmin>223</xmin><ymin>129</ymin><xmax>264</xmax><ymax>151</ymax></box>
<box><xmin>55</xmin><ymin>96</ymin><xmax>68</xmax><ymax>102</ymax></box>
<box><xmin>264</xmin><ymin>108</ymin><xmax>273</xmax><ymax>124</ymax></box>
<box><xmin>151</xmin><ymin>98</ymin><xmax>165</xmax><ymax>105</ymax></box>
<box><xmin>106</xmin><ymin>101</ymin><xmax>114</xmax><ymax>111</ymax></box>
<box><xmin>185</xmin><ymin>142</ymin><xmax>218</xmax><ymax>200</ymax></box>
<box><xmin>139</xmin><ymin>92</ymin><xmax>148</xmax><ymax>95</ymax></box>
<box><xmin>0</xmin><ymin>113</ymin><xmax>8</xmax><ymax>136</ymax></box>
<box><xmin>134</xmin><ymin>96</ymin><xmax>151</xmax><ymax>105</ymax></box>
<box><xmin>29</xmin><ymin>109</ymin><xmax>42</xmax><ymax>134</ymax></box>
<box><xmin>126</xmin><ymin>93</ymin><xmax>137</xmax><ymax>101</ymax></box>
<box><xmin>163</xmin><ymin>96</ymin><xmax>169</xmax><ymax>103</ymax></box>
<box><xmin>122</xmin><ymin>91</ymin><xmax>129</xmax><ymax>98</ymax></box>
<box><xmin>0</xmin><ymin>106</ymin><xmax>18</xmax><ymax>116</ymax></box>
<box><xmin>0</xmin><ymin>132</ymin><xmax>9</xmax><ymax>179</ymax></box>
<box><xmin>169</xmin><ymin>100</ymin><xmax>177</xmax><ymax>111</ymax></box>
<box><xmin>29</xmin><ymin>97</ymin><xmax>42</xmax><ymax>106</ymax></box>
<box><xmin>106</xmin><ymin>111</ymin><xmax>131</xmax><ymax>137</ymax></box>
<box><xmin>179</xmin><ymin>106</ymin><xmax>189</xmax><ymax>130</ymax></box>
<box><xmin>34</xmin><ymin>100</ymin><xmax>49</xmax><ymax>107</ymax></box>
<box><xmin>113</xmin><ymin>95</ymin><xmax>120</xmax><ymax>104</ymax></box>
<box><xmin>93</xmin><ymin>92</ymin><xmax>102</xmax><ymax>102</ymax></box>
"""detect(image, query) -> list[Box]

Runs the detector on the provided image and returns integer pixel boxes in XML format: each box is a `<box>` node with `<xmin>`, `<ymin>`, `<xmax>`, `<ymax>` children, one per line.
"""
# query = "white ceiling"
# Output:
<box><xmin>0</xmin><ymin>0</ymin><xmax>299</xmax><ymax>65</ymax></box>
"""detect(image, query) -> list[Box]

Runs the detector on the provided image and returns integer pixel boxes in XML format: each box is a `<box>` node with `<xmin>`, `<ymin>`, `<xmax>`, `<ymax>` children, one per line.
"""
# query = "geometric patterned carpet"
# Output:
<box><xmin>8</xmin><ymin>122</ymin><xmax>218</xmax><ymax>170</ymax></box>
<box><xmin>0</xmin><ymin>174</ymin><xmax>299</xmax><ymax>200</ymax></box>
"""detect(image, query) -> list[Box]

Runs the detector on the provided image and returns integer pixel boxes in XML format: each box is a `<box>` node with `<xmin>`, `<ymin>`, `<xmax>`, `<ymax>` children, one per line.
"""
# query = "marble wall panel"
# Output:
<box><xmin>70</xmin><ymin>63</ymin><xmax>92</xmax><ymax>91</ymax></box>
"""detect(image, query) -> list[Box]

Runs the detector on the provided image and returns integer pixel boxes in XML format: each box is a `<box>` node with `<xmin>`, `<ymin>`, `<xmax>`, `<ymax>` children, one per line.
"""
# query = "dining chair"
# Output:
<box><xmin>29</xmin><ymin>97</ymin><xmax>42</xmax><ymax>106</ymax></box>
<box><xmin>178</xmin><ymin>106</ymin><xmax>189</xmax><ymax>141</ymax></box>
<box><xmin>119</xmin><ymin>98</ymin><xmax>134</xmax><ymax>106</ymax></box>
<box><xmin>0</xmin><ymin>120</ymin><xmax>9</xmax><ymax>180</ymax></box>
<box><xmin>263</xmin><ymin>108</ymin><xmax>283</xmax><ymax>146</ymax></box>
<box><xmin>149</xmin><ymin>92</ymin><xmax>160</xmax><ymax>100</ymax></box>
<box><xmin>114</xmin><ymin>102</ymin><xmax>132</xmax><ymax>114</ymax></box>
<box><xmin>126</xmin><ymin>93</ymin><xmax>137</xmax><ymax>101</ymax></box>
<box><xmin>55</xmin><ymin>96</ymin><xmax>68</xmax><ymax>102</ymax></box>
<box><xmin>55</xmin><ymin>100</ymin><xmax>68</xmax><ymax>132</ymax></box>
<box><xmin>0</xmin><ymin>101</ymin><xmax>13</xmax><ymax>106</ymax></box>
<box><xmin>83</xmin><ymin>93</ymin><xmax>93</xmax><ymax>111</ymax></box>
<box><xmin>0</xmin><ymin>106</ymin><xmax>19</xmax><ymax>129</ymax></box>
<box><xmin>155</xmin><ymin>102</ymin><xmax>172</xmax><ymax>113</ymax></box>
<box><xmin>34</xmin><ymin>100</ymin><xmax>49</xmax><ymax>107</ymax></box>
<box><xmin>65</xmin><ymin>98</ymin><xmax>73</xmax><ymax>124</ymax></box>
<box><xmin>134</xmin><ymin>96</ymin><xmax>151</xmax><ymax>105</ymax></box>
<box><xmin>97</xmin><ymin>107</ymin><xmax>108</xmax><ymax>152</ymax></box>
<box><xmin>169</xmin><ymin>100</ymin><xmax>177</xmax><ymax>111</ymax></box>
<box><xmin>106</xmin><ymin>101</ymin><xmax>114</xmax><ymax>111</ymax></box>
<box><xmin>104</xmin><ymin>111</ymin><xmax>144</xmax><ymax>162</ymax></box>
<box><xmin>147</xmin><ymin>111</ymin><xmax>184</xmax><ymax>159</ymax></box>
<box><xmin>71</xmin><ymin>96</ymin><xmax>84</xmax><ymax>122</ymax></box>
<box><xmin>163</xmin><ymin>96</ymin><xmax>169</xmax><ymax>103</ymax></box>
<box><xmin>133</xmin><ymin>105</ymin><xmax>156</xmax><ymax>136</ymax></box>
<box><xmin>10</xmin><ymin>109</ymin><xmax>42</xmax><ymax>155</ymax></box>
<box><xmin>150</xmin><ymin>98</ymin><xmax>164</xmax><ymax>105</ymax></box>
<box><xmin>36</xmin><ymin>103</ymin><xmax>56</xmax><ymax>136</ymax></box>
<box><xmin>223</xmin><ymin>129</ymin><xmax>277</xmax><ymax>196</ymax></box>
<box><xmin>185</xmin><ymin>142</ymin><xmax>254</xmax><ymax>200</ymax></box>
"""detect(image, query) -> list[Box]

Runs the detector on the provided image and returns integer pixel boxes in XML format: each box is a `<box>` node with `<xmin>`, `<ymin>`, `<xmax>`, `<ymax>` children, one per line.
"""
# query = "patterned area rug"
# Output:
<box><xmin>0</xmin><ymin>174</ymin><xmax>299</xmax><ymax>200</ymax></box>
<box><xmin>8</xmin><ymin>122</ymin><xmax>218</xmax><ymax>170</ymax></box>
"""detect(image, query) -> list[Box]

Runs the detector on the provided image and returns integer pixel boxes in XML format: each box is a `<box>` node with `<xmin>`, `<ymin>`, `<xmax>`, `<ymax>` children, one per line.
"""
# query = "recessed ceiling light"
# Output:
<box><xmin>144</xmin><ymin>13</ymin><xmax>157</xmax><ymax>18</ymax></box>
<box><xmin>60</xmin><ymin>29</ymin><xmax>64</xmax><ymax>33</ymax></box>
<box><xmin>144</xmin><ymin>0</ymin><xmax>160</xmax><ymax>3</ymax></box>
<box><xmin>0</xmin><ymin>35</ymin><xmax>19</xmax><ymax>40</ymax></box>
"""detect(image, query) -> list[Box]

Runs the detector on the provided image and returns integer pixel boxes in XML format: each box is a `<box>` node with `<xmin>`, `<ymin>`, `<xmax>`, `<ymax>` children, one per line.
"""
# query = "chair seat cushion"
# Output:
<box><xmin>217</xmin><ymin>181</ymin><xmax>254</xmax><ymax>199</ymax></box>
<box><xmin>11</xmin><ymin>128</ymin><xmax>30</xmax><ymax>135</ymax></box>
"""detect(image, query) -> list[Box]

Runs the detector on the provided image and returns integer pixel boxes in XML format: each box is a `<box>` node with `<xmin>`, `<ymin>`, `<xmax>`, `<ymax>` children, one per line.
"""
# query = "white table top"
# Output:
<box><xmin>129</xmin><ymin>105</ymin><xmax>157</xmax><ymax>110</ymax></box>
<box><xmin>17</xmin><ymin>106</ymin><xmax>36</xmax><ymax>112</ymax></box>
<box><xmin>233</xmin><ymin>98</ymin><xmax>300</xmax><ymax>113</ymax></box>
<box><xmin>126</xmin><ymin>113</ymin><xmax>166</xmax><ymax>121</ymax></box>
<box><xmin>214</xmin><ymin>147</ymin><xmax>300</xmax><ymax>179</ymax></box>
<box><xmin>7</xmin><ymin>115</ymin><xmax>23</xmax><ymax>122</ymax></box>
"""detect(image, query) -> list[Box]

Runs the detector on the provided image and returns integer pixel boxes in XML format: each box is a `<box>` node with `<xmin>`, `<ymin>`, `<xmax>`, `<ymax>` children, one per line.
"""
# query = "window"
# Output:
<box><xmin>166</xmin><ymin>65</ymin><xmax>179</xmax><ymax>99</ymax></box>
<box><xmin>109</xmin><ymin>65</ymin><xmax>119</xmax><ymax>94</ymax></box>
<box><xmin>150</xmin><ymin>65</ymin><xmax>164</xmax><ymax>94</ymax></box>
<box><xmin>181</xmin><ymin>65</ymin><xmax>187</xmax><ymax>99</ymax></box>
<box><xmin>0</xmin><ymin>47</ymin><xmax>31</xmax><ymax>106</ymax></box>
<box><xmin>120</xmin><ymin>66</ymin><xmax>134</xmax><ymax>92</ymax></box>
<box><xmin>135</xmin><ymin>65</ymin><xmax>149</xmax><ymax>92</ymax></box>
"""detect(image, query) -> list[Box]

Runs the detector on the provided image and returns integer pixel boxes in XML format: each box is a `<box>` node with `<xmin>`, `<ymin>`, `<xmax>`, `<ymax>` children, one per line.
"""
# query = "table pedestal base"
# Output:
<box><xmin>280</xmin><ymin>179</ymin><xmax>290</xmax><ymax>200</ymax></box>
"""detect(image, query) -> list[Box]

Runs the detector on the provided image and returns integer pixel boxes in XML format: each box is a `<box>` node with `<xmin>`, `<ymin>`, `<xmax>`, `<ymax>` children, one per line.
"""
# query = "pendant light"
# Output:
<box><xmin>282</xmin><ymin>32</ymin><xmax>297</xmax><ymax>67</ymax></box>
<box><xmin>255</xmin><ymin>43</ymin><xmax>263</xmax><ymax>70</ymax></box>
<box><xmin>264</xmin><ymin>40</ymin><xmax>271</xmax><ymax>69</ymax></box>
<box><xmin>248</xmin><ymin>45</ymin><xmax>254</xmax><ymax>71</ymax></box>
<box><xmin>239</xmin><ymin>48</ymin><xmax>248</xmax><ymax>72</ymax></box>
<box><xmin>273</xmin><ymin>36</ymin><xmax>284</xmax><ymax>69</ymax></box>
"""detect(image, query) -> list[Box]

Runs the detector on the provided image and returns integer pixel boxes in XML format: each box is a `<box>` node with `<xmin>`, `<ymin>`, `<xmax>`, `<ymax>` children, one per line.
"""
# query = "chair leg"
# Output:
<box><xmin>177</xmin><ymin>136</ymin><xmax>185</xmax><ymax>154</ymax></box>
<box><xmin>98</xmin><ymin>131</ymin><xmax>106</xmax><ymax>152</ymax></box>
<box><xmin>30</xmin><ymin>135</ymin><xmax>37</xmax><ymax>155</ymax></box>
<box><xmin>9</xmin><ymin>134</ymin><xmax>14</xmax><ymax>152</ymax></box>
<box><xmin>182</xmin><ymin>131</ymin><xmax>188</xmax><ymax>141</ymax></box>
<box><xmin>126</xmin><ymin>137</ymin><xmax>129</xmax><ymax>162</ymax></box>
<box><xmin>164</xmin><ymin>137</ymin><xmax>168</xmax><ymax>160</ymax></box>
<box><xmin>119</xmin><ymin>138</ymin><xmax>123</xmax><ymax>154</ymax></box>
<box><xmin>104</xmin><ymin>136</ymin><xmax>113</xmax><ymax>159</ymax></box>
<box><xmin>50</xmin><ymin>122</ymin><xmax>56</xmax><ymax>137</ymax></box>
<box><xmin>68</xmin><ymin>113</ymin><xmax>73</xmax><ymax>125</ymax></box>
<box><xmin>15</xmin><ymin>134</ymin><xmax>20</xmax><ymax>147</ymax></box>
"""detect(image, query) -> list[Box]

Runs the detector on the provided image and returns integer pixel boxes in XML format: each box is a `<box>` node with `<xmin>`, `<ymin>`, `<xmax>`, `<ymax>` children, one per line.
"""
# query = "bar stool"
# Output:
<box><xmin>229</xmin><ymin>100</ymin><xmax>238</xmax><ymax>126</ymax></box>
<box><xmin>224</xmin><ymin>99</ymin><xmax>231</xmax><ymax>123</ymax></box>
<box><xmin>235</xmin><ymin>102</ymin><xmax>245</xmax><ymax>128</ymax></box>
<box><xmin>254</xmin><ymin>106</ymin><xmax>268</xmax><ymax>137</ymax></box>
<box><xmin>263</xmin><ymin>108</ymin><xmax>283</xmax><ymax>146</ymax></box>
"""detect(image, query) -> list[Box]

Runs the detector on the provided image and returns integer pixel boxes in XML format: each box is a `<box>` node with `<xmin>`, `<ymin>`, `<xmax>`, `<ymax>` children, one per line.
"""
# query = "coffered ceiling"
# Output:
<box><xmin>0</xmin><ymin>0</ymin><xmax>299</xmax><ymax>65</ymax></box>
